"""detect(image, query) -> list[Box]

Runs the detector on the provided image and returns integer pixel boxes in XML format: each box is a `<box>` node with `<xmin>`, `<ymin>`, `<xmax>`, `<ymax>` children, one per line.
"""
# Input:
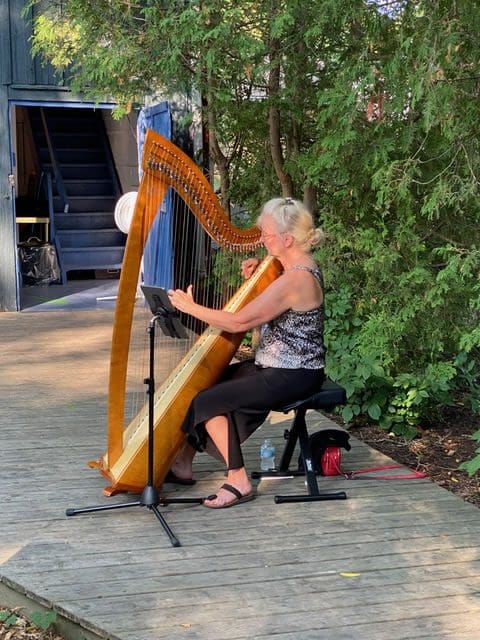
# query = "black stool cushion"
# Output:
<box><xmin>274</xmin><ymin>378</ymin><xmax>347</xmax><ymax>414</ymax></box>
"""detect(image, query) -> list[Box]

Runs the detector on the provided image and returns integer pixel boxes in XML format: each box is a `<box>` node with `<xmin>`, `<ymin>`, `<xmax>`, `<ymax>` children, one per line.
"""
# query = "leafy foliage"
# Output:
<box><xmin>29</xmin><ymin>1</ymin><xmax>480</xmax><ymax>466</ymax></box>
<box><xmin>460</xmin><ymin>429</ymin><xmax>480</xmax><ymax>476</ymax></box>
<box><xmin>309</xmin><ymin>2</ymin><xmax>480</xmax><ymax>450</ymax></box>
<box><xmin>30</xmin><ymin>610</ymin><xmax>57</xmax><ymax>631</ymax></box>
<box><xmin>0</xmin><ymin>609</ymin><xmax>19</xmax><ymax>626</ymax></box>
<box><xmin>0</xmin><ymin>607</ymin><xmax>59</xmax><ymax>637</ymax></box>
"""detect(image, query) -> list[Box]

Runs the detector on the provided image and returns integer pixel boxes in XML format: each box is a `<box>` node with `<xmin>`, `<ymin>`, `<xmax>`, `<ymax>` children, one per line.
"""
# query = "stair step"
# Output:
<box><xmin>61</xmin><ymin>246</ymin><xmax>125</xmax><ymax>271</ymax></box>
<box><xmin>39</xmin><ymin>148</ymin><xmax>105</xmax><ymax>163</ymax></box>
<box><xmin>36</xmin><ymin>133</ymin><xmax>101</xmax><ymax>148</ymax></box>
<box><xmin>54</xmin><ymin>195</ymin><xmax>116</xmax><ymax>213</ymax></box>
<box><xmin>57</xmin><ymin>229</ymin><xmax>125</xmax><ymax>248</ymax></box>
<box><xmin>30</xmin><ymin>112</ymin><xmax>99</xmax><ymax>133</ymax></box>
<box><xmin>29</xmin><ymin>106</ymin><xmax>124</xmax><ymax>281</ymax></box>
<box><xmin>55</xmin><ymin>213</ymin><xmax>116</xmax><ymax>230</ymax></box>
<box><xmin>64</xmin><ymin>179</ymin><xmax>114</xmax><ymax>197</ymax></box>
<box><xmin>43</xmin><ymin>163</ymin><xmax>111</xmax><ymax>180</ymax></box>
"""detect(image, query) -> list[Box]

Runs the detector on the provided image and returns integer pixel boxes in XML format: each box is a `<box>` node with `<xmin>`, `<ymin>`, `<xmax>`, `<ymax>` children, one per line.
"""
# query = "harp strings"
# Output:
<box><xmin>121</xmin><ymin>146</ymin><xmax>256</xmax><ymax>430</ymax></box>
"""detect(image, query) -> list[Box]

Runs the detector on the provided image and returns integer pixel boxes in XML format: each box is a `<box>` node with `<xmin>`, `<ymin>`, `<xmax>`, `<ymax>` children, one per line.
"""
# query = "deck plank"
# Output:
<box><xmin>1</xmin><ymin>308</ymin><xmax>480</xmax><ymax>640</ymax></box>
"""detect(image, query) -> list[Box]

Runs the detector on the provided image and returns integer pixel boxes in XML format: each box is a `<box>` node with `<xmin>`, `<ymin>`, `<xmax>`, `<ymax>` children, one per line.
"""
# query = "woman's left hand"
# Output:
<box><xmin>168</xmin><ymin>284</ymin><xmax>195</xmax><ymax>314</ymax></box>
<box><xmin>241</xmin><ymin>257</ymin><xmax>260</xmax><ymax>280</ymax></box>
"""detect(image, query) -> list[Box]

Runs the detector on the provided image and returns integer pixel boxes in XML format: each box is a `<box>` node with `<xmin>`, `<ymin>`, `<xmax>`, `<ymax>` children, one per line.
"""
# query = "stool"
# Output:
<box><xmin>252</xmin><ymin>378</ymin><xmax>348</xmax><ymax>504</ymax></box>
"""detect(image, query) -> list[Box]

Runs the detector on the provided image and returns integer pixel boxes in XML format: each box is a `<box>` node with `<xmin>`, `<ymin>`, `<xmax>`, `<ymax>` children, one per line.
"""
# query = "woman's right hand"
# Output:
<box><xmin>241</xmin><ymin>258</ymin><xmax>260</xmax><ymax>280</ymax></box>
<box><xmin>167</xmin><ymin>284</ymin><xmax>196</xmax><ymax>314</ymax></box>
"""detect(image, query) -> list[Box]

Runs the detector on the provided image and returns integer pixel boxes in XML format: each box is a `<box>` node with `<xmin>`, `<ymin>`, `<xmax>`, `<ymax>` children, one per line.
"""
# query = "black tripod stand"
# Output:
<box><xmin>66</xmin><ymin>286</ymin><xmax>203</xmax><ymax>547</ymax></box>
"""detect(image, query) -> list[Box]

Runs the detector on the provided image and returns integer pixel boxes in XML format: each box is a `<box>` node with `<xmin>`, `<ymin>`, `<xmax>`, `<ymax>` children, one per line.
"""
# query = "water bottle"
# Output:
<box><xmin>260</xmin><ymin>438</ymin><xmax>275</xmax><ymax>471</ymax></box>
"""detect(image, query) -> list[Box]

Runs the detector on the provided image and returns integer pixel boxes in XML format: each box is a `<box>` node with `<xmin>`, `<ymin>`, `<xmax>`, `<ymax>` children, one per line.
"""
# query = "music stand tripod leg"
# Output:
<box><xmin>65</xmin><ymin>313</ymin><xmax>204</xmax><ymax>548</ymax></box>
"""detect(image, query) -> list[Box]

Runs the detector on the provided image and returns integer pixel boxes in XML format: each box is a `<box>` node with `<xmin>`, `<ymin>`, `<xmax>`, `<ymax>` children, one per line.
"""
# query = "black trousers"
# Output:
<box><xmin>181</xmin><ymin>360</ymin><xmax>325</xmax><ymax>469</ymax></box>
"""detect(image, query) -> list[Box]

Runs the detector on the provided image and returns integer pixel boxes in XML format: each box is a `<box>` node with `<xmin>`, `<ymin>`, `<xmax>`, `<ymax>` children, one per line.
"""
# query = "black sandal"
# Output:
<box><xmin>203</xmin><ymin>483</ymin><xmax>255</xmax><ymax>509</ymax></box>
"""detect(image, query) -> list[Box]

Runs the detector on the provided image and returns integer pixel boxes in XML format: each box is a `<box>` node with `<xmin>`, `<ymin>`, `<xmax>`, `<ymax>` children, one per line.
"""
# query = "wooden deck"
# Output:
<box><xmin>1</xmin><ymin>308</ymin><xmax>480</xmax><ymax>640</ymax></box>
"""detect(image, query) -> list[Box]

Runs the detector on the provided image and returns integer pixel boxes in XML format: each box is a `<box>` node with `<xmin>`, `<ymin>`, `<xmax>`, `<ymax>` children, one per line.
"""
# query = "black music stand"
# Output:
<box><xmin>66</xmin><ymin>286</ymin><xmax>203</xmax><ymax>547</ymax></box>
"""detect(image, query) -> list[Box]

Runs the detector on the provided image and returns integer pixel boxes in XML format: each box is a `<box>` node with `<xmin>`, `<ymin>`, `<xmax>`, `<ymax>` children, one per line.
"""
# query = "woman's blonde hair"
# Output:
<box><xmin>257</xmin><ymin>197</ymin><xmax>325</xmax><ymax>251</ymax></box>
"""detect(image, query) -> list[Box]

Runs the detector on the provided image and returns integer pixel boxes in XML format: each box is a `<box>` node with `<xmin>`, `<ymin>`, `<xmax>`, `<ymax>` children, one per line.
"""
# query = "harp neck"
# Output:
<box><xmin>143</xmin><ymin>133</ymin><xmax>261</xmax><ymax>251</ymax></box>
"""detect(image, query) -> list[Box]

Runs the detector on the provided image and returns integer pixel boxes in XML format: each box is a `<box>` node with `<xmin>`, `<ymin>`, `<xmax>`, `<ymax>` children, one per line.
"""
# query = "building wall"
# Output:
<box><xmin>5</xmin><ymin>0</ymin><xmax>68</xmax><ymax>87</ymax></box>
<box><xmin>14</xmin><ymin>106</ymin><xmax>39</xmax><ymax>197</ymax></box>
<box><xmin>0</xmin><ymin>1</ymin><xmax>120</xmax><ymax>311</ymax></box>
<box><xmin>0</xmin><ymin>86</ymin><xmax>17</xmax><ymax>311</ymax></box>
<box><xmin>102</xmin><ymin>111</ymin><xmax>140</xmax><ymax>193</ymax></box>
<box><xmin>1</xmin><ymin>1</ymin><xmax>188</xmax><ymax>311</ymax></box>
<box><xmin>1</xmin><ymin>0</ymin><xmax>71</xmax><ymax>310</ymax></box>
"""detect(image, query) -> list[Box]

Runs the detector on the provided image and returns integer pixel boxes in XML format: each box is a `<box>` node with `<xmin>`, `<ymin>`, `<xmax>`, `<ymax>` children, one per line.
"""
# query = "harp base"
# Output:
<box><xmin>66</xmin><ymin>312</ymin><xmax>204</xmax><ymax>548</ymax></box>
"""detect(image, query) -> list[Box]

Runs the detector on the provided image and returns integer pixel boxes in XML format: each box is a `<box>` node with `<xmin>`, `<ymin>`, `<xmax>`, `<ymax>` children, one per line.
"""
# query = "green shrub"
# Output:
<box><xmin>322</xmin><ymin>276</ymin><xmax>479</xmax><ymax>440</ymax></box>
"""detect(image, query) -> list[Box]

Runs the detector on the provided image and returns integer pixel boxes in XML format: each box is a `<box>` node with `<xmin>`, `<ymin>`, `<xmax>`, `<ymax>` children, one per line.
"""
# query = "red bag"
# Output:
<box><xmin>307</xmin><ymin>429</ymin><xmax>427</xmax><ymax>480</ymax></box>
<box><xmin>320</xmin><ymin>446</ymin><xmax>343</xmax><ymax>476</ymax></box>
<box><xmin>342</xmin><ymin>463</ymin><xmax>427</xmax><ymax>480</ymax></box>
<box><xmin>298</xmin><ymin>428</ymin><xmax>351</xmax><ymax>476</ymax></box>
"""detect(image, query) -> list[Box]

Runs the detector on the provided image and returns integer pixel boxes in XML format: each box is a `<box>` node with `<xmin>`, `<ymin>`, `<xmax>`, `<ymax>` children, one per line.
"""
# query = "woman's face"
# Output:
<box><xmin>259</xmin><ymin>214</ymin><xmax>287</xmax><ymax>256</ymax></box>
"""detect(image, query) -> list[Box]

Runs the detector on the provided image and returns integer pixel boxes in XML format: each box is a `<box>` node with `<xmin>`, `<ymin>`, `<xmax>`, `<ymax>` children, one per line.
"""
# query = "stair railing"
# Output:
<box><xmin>36</xmin><ymin>169</ymin><xmax>65</xmax><ymax>284</ymax></box>
<box><xmin>39</xmin><ymin>108</ymin><xmax>69</xmax><ymax>213</ymax></box>
<box><xmin>44</xmin><ymin>171</ymin><xmax>55</xmax><ymax>240</ymax></box>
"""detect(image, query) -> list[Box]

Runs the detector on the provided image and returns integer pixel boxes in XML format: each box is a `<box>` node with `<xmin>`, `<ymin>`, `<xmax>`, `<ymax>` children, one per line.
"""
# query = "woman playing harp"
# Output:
<box><xmin>167</xmin><ymin>197</ymin><xmax>327</xmax><ymax>509</ymax></box>
<box><xmin>96</xmin><ymin>130</ymin><xmax>289</xmax><ymax>497</ymax></box>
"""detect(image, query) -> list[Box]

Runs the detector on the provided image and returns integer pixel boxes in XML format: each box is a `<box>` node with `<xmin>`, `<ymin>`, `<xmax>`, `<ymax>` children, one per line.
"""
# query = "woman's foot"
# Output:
<box><xmin>165</xmin><ymin>470</ymin><xmax>196</xmax><ymax>486</ymax></box>
<box><xmin>204</xmin><ymin>468</ymin><xmax>253</xmax><ymax>508</ymax></box>
<box><xmin>168</xmin><ymin>442</ymin><xmax>196</xmax><ymax>484</ymax></box>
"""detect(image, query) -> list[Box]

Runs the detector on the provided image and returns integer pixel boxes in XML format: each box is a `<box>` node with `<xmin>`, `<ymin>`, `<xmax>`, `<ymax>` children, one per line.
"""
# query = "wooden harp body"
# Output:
<box><xmin>91</xmin><ymin>130</ymin><xmax>282</xmax><ymax>495</ymax></box>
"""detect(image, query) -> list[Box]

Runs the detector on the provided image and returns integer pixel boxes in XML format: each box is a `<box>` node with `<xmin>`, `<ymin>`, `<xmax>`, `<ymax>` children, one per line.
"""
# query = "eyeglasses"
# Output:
<box><xmin>259</xmin><ymin>231</ymin><xmax>278</xmax><ymax>241</ymax></box>
<box><xmin>260</xmin><ymin>230</ymin><xmax>289</xmax><ymax>241</ymax></box>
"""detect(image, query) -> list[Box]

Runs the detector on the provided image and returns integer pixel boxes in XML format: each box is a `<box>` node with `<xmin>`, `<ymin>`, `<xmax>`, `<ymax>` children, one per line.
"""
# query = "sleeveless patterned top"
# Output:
<box><xmin>254</xmin><ymin>266</ymin><xmax>326</xmax><ymax>370</ymax></box>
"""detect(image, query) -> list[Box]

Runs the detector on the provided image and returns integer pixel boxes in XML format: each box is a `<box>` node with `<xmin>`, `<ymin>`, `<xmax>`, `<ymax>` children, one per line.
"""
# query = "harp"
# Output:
<box><xmin>90</xmin><ymin>130</ymin><xmax>282</xmax><ymax>495</ymax></box>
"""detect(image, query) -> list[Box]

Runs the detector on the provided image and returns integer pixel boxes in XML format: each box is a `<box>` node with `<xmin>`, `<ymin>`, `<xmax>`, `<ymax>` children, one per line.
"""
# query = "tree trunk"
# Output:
<box><xmin>268</xmin><ymin>38</ymin><xmax>293</xmax><ymax>197</ymax></box>
<box><xmin>303</xmin><ymin>184</ymin><xmax>318</xmax><ymax>216</ymax></box>
<box><xmin>205</xmin><ymin>82</ymin><xmax>231</xmax><ymax>215</ymax></box>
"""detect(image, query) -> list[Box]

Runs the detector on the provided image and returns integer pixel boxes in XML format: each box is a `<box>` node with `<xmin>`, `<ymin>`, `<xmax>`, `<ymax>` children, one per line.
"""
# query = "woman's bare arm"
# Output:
<box><xmin>168</xmin><ymin>273</ymin><xmax>293</xmax><ymax>333</ymax></box>
<box><xmin>167</xmin><ymin>269</ymin><xmax>321</xmax><ymax>334</ymax></box>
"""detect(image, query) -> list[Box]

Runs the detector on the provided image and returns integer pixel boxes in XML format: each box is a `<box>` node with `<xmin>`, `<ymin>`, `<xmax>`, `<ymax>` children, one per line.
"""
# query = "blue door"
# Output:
<box><xmin>137</xmin><ymin>102</ymin><xmax>173</xmax><ymax>288</ymax></box>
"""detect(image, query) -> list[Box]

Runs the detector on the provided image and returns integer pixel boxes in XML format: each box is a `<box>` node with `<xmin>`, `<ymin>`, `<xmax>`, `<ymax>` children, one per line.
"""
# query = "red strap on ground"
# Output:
<box><xmin>342</xmin><ymin>463</ymin><xmax>427</xmax><ymax>480</ymax></box>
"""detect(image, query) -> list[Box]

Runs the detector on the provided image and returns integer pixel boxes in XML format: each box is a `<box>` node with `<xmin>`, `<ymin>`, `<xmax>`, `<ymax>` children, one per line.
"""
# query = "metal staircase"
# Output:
<box><xmin>29</xmin><ymin>107</ymin><xmax>126</xmax><ymax>283</ymax></box>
